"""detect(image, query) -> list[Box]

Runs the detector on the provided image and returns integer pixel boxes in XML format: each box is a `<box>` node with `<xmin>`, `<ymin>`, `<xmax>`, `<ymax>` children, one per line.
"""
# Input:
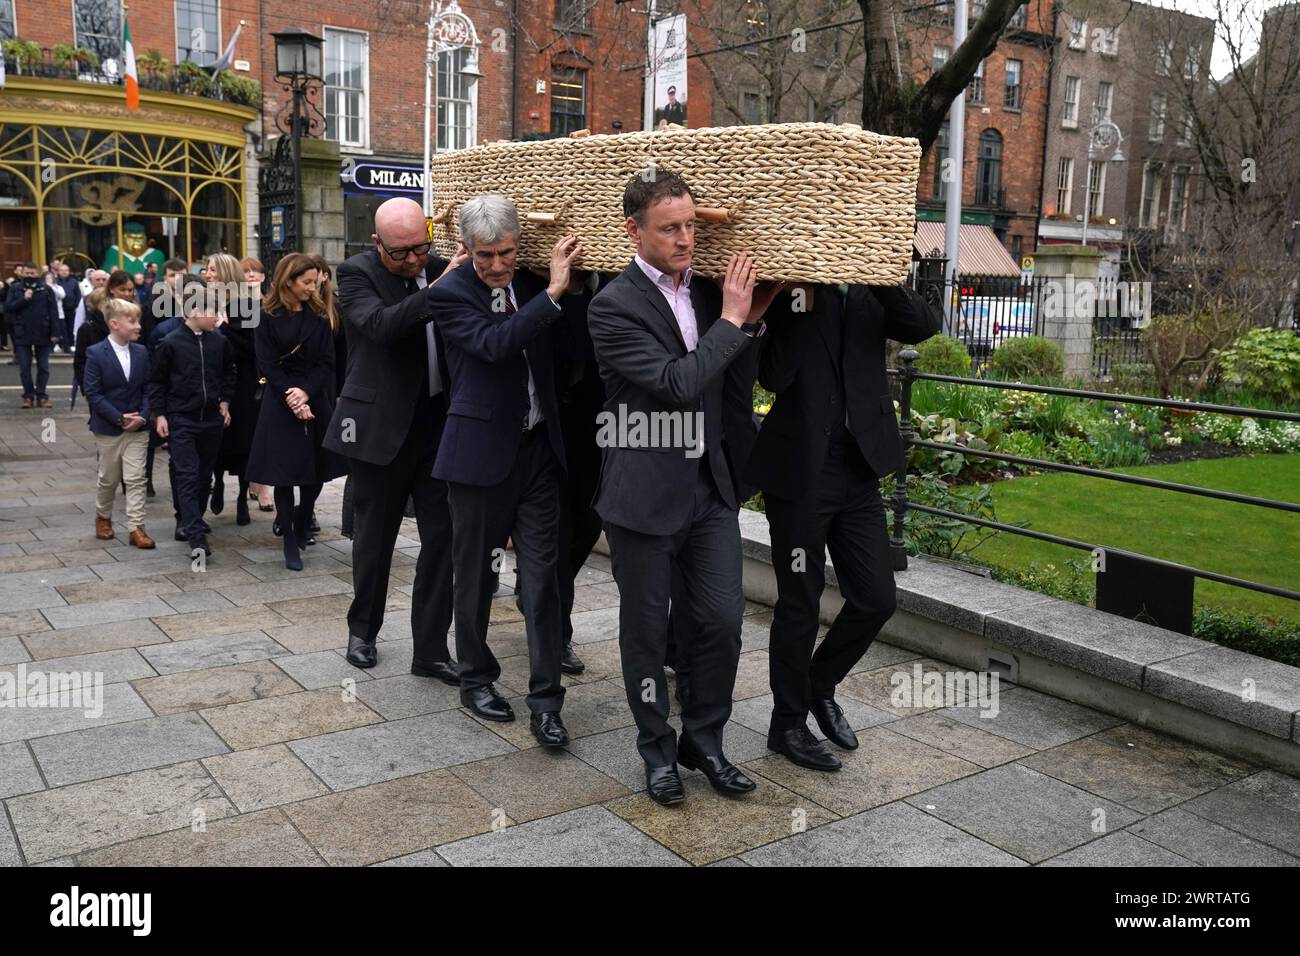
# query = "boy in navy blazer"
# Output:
<box><xmin>83</xmin><ymin>298</ymin><xmax>155</xmax><ymax>548</ymax></box>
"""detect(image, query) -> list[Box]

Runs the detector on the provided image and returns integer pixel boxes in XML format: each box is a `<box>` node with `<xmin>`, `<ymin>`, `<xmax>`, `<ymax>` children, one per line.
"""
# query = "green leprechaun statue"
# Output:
<box><xmin>103</xmin><ymin>222</ymin><xmax>166</xmax><ymax>275</ymax></box>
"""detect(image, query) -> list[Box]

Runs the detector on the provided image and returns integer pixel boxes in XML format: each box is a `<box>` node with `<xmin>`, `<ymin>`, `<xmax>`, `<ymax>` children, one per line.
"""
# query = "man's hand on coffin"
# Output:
<box><xmin>437</xmin><ymin>245</ymin><xmax>470</xmax><ymax>282</ymax></box>
<box><xmin>748</xmin><ymin>280</ymin><xmax>791</xmax><ymax>326</ymax></box>
<box><xmin>719</xmin><ymin>253</ymin><xmax>758</xmax><ymax>327</ymax></box>
<box><xmin>546</xmin><ymin>235</ymin><xmax>584</xmax><ymax>301</ymax></box>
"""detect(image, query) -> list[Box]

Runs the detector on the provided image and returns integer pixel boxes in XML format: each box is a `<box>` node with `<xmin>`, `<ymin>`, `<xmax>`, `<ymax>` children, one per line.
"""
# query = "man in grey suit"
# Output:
<box><xmin>587</xmin><ymin>169</ymin><xmax>783</xmax><ymax>804</ymax></box>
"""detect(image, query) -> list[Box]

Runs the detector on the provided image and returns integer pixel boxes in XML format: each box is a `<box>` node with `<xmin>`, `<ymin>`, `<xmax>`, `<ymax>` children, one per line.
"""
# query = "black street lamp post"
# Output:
<box><xmin>259</xmin><ymin>28</ymin><xmax>325</xmax><ymax>276</ymax></box>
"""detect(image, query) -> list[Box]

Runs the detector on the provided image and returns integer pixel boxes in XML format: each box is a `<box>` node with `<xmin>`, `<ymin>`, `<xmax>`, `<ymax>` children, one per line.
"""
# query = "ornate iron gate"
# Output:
<box><xmin>257</xmin><ymin>134</ymin><xmax>299</xmax><ymax>280</ymax></box>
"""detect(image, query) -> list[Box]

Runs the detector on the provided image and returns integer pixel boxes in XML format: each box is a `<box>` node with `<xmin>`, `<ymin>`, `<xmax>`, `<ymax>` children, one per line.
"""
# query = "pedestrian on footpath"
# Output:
<box><xmin>5</xmin><ymin>262</ymin><xmax>62</xmax><ymax>408</ymax></box>
<box><xmin>83</xmin><ymin>297</ymin><xmax>155</xmax><ymax>549</ymax></box>
<box><xmin>74</xmin><ymin>271</ymin><xmax>135</xmax><ymax>392</ymax></box>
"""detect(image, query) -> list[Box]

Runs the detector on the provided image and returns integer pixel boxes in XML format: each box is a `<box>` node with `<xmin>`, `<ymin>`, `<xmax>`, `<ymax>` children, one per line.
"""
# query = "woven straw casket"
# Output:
<box><xmin>428</xmin><ymin>122</ymin><xmax>921</xmax><ymax>285</ymax></box>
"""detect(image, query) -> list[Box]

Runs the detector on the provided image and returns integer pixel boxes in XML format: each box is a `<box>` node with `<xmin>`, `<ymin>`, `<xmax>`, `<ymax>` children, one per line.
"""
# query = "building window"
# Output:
<box><xmin>324</xmin><ymin>29</ymin><xmax>369</xmax><ymax>149</ymax></box>
<box><xmin>976</xmin><ymin>129</ymin><xmax>1002</xmax><ymax>206</ymax></box>
<box><xmin>1004</xmin><ymin>59</ymin><xmax>1022</xmax><ymax>110</ymax></box>
<box><xmin>1149</xmin><ymin>94</ymin><xmax>1167</xmax><ymax>142</ymax></box>
<box><xmin>1056</xmin><ymin>157</ymin><xmax>1074</xmax><ymax>215</ymax></box>
<box><xmin>1094</xmin><ymin>81</ymin><xmax>1112</xmax><ymax>122</ymax></box>
<box><xmin>1100</xmin><ymin>26</ymin><xmax>1119</xmax><ymax>56</ymax></box>
<box><xmin>74</xmin><ymin>0</ymin><xmax>121</xmax><ymax>63</ymax></box>
<box><xmin>1169</xmin><ymin>167</ymin><xmax>1187</xmax><ymax>229</ymax></box>
<box><xmin>438</xmin><ymin>47</ymin><xmax>478</xmax><ymax>151</ymax></box>
<box><xmin>0</xmin><ymin>1</ymin><xmax>15</xmax><ymax>40</ymax></box>
<box><xmin>1184</xmin><ymin>42</ymin><xmax>1201</xmax><ymax>81</ymax></box>
<box><xmin>1007</xmin><ymin>5</ymin><xmax>1027</xmax><ymax>29</ymax></box>
<box><xmin>550</xmin><ymin>66</ymin><xmax>587</xmax><ymax>137</ymax></box>
<box><xmin>968</xmin><ymin>60</ymin><xmax>985</xmax><ymax>104</ymax></box>
<box><xmin>175</xmin><ymin>0</ymin><xmax>220</xmax><ymax>67</ymax></box>
<box><xmin>1069</xmin><ymin>17</ymin><xmax>1087</xmax><ymax>50</ymax></box>
<box><xmin>741</xmin><ymin>90</ymin><xmax>764</xmax><ymax>124</ymax></box>
<box><xmin>1087</xmin><ymin>159</ymin><xmax>1106</xmax><ymax>218</ymax></box>
<box><xmin>1011</xmin><ymin>234</ymin><xmax>1022</xmax><ymax>260</ymax></box>
<box><xmin>1155</xmin><ymin>39</ymin><xmax>1171</xmax><ymax>76</ymax></box>
<box><xmin>1141</xmin><ymin>164</ymin><xmax>1162</xmax><ymax>227</ymax></box>
<box><xmin>1062</xmin><ymin>75</ymin><xmax>1079</xmax><ymax>127</ymax></box>
<box><xmin>932</xmin><ymin>120</ymin><xmax>949</xmax><ymax>201</ymax></box>
<box><xmin>1176</xmin><ymin>112</ymin><xmax>1193</xmax><ymax>147</ymax></box>
<box><xmin>932</xmin><ymin>45</ymin><xmax>949</xmax><ymax>72</ymax></box>
<box><xmin>555</xmin><ymin>0</ymin><xmax>590</xmax><ymax>32</ymax></box>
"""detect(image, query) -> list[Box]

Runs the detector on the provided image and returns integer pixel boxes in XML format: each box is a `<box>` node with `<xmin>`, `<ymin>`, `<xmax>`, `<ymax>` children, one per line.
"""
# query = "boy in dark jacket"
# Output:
<box><xmin>147</xmin><ymin>300</ymin><xmax>236</xmax><ymax>555</ymax></box>
<box><xmin>5</xmin><ymin>262</ymin><xmax>61</xmax><ymax>407</ymax></box>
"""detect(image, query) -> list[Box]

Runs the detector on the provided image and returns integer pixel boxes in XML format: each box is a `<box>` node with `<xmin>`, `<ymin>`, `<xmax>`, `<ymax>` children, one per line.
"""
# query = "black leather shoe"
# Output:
<box><xmin>235</xmin><ymin>497</ymin><xmax>250</xmax><ymax>527</ymax></box>
<box><xmin>461</xmin><ymin>684</ymin><xmax>514</xmax><ymax>722</ymax></box>
<box><xmin>345</xmin><ymin>634</ymin><xmax>377</xmax><ymax>669</ymax></box>
<box><xmin>559</xmin><ymin>642</ymin><xmax>585</xmax><ymax>675</ymax></box>
<box><xmin>530</xmin><ymin>711</ymin><xmax>569</xmax><ymax>747</ymax></box>
<box><xmin>645</xmin><ymin>764</ymin><xmax>685</xmax><ymax>805</ymax></box>
<box><xmin>174</xmin><ymin>526</ymin><xmax>187</xmax><ymax>541</ymax></box>
<box><xmin>811</xmin><ymin>696</ymin><xmax>858</xmax><ymax>750</ymax></box>
<box><xmin>677</xmin><ymin>735</ymin><xmax>756</xmax><ymax>796</ymax></box>
<box><xmin>187</xmin><ymin>534</ymin><xmax>212</xmax><ymax>557</ymax></box>
<box><xmin>411</xmin><ymin>659</ymin><xmax>461</xmax><ymax>686</ymax></box>
<box><xmin>767</xmin><ymin>727</ymin><xmax>842</xmax><ymax>772</ymax></box>
<box><xmin>146</xmin><ymin>480</ymin><xmax>156</xmax><ymax>498</ymax></box>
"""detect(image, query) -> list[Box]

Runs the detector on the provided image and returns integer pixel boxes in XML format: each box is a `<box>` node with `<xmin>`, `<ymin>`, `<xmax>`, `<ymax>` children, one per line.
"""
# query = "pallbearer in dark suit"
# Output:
<box><xmin>587</xmin><ymin>170</ymin><xmax>781</xmax><ymax>805</ymax></box>
<box><xmin>744</xmin><ymin>283</ymin><xmax>940</xmax><ymax>770</ymax></box>
<box><xmin>323</xmin><ymin>197</ymin><xmax>465</xmax><ymax>681</ymax></box>
<box><xmin>428</xmin><ymin>195</ymin><xmax>582</xmax><ymax>748</ymax></box>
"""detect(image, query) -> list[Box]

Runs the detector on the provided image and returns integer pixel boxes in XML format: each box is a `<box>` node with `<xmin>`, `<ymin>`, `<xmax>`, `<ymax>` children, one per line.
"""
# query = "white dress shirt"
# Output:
<box><xmin>109</xmin><ymin>336</ymin><xmax>131</xmax><ymax>380</ymax></box>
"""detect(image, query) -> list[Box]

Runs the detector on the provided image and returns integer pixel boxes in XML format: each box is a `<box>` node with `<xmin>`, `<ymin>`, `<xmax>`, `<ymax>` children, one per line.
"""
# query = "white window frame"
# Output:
<box><xmin>1087</xmin><ymin>159</ymin><xmax>1106</xmax><ymax>219</ymax></box>
<box><xmin>1168</xmin><ymin>167</ymin><xmax>1188</xmax><ymax>231</ymax></box>
<box><xmin>1184</xmin><ymin>42</ymin><xmax>1201</xmax><ymax>81</ymax></box>
<box><xmin>1155</xmin><ymin>39</ymin><xmax>1171</xmax><ymax>76</ymax></box>
<box><xmin>1101</xmin><ymin>25</ymin><xmax>1119</xmax><ymax>56</ymax></box>
<box><xmin>1056</xmin><ymin>156</ymin><xmax>1073</xmax><ymax>215</ymax></box>
<box><xmin>1069</xmin><ymin>17</ymin><xmax>1087</xmax><ymax>50</ymax></box>
<box><xmin>1148</xmin><ymin>94</ymin><xmax>1166</xmax><ymax>142</ymax></box>
<box><xmin>968</xmin><ymin>59</ymin><xmax>985</xmax><ymax>104</ymax></box>
<box><xmin>1004</xmin><ymin>58</ymin><xmax>1022</xmax><ymax>111</ymax></box>
<box><xmin>323</xmin><ymin>27</ymin><xmax>370</xmax><ymax>151</ymax></box>
<box><xmin>1</xmin><ymin>0</ymin><xmax>18</xmax><ymax>39</ymax></box>
<box><xmin>1062</xmin><ymin>75</ymin><xmax>1079</xmax><ymax>128</ymax></box>
<box><xmin>1140</xmin><ymin>163</ymin><xmax>1162</xmax><ymax>227</ymax></box>
<box><xmin>1094</xmin><ymin>81</ymin><xmax>1113</xmax><ymax>122</ymax></box>
<box><xmin>175</xmin><ymin>0</ymin><xmax>222</xmax><ymax>68</ymax></box>
<box><xmin>932</xmin><ymin>45</ymin><xmax>949</xmax><ymax>72</ymax></box>
<box><xmin>437</xmin><ymin>46</ymin><xmax>480</xmax><ymax>152</ymax></box>
<box><xmin>1176</xmin><ymin>112</ymin><xmax>1193</xmax><ymax>147</ymax></box>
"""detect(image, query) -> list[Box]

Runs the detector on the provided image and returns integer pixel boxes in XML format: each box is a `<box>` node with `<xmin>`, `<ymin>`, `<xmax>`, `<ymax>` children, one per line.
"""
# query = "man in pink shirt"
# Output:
<box><xmin>588</xmin><ymin>169</ymin><xmax>784</xmax><ymax>805</ymax></box>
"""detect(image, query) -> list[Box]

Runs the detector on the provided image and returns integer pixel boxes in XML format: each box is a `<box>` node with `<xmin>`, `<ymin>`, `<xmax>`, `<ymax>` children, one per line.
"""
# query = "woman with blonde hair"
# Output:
<box><xmin>246</xmin><ymin>253</ymin><xmax>345</xmax><ymax>570</ymax></box>
<box><xmin>206</xmin><ymin>252</ymin><xmax>260</xmax><ymax>524</ymax></box>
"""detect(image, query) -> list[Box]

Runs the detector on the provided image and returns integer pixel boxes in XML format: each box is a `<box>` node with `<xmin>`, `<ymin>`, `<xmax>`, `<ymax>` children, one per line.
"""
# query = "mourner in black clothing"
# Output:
<box><xmin>246</xmin><ymin>253</ymin><xmax>346</xmax><ymax>571</ymax></box>
<box><xmin>205</xmin><ymin>253</ymin><xmax>259</xmax><ymax>527</ymax></box>
<box><xmin>147</xmin><ymin>300</ymin><xmax>236</xmax><ymax>556</ymax></box>
<box><xmin>744</xmin><ymin>282</ymin><xmax>940</xmax><ymax>771</ymax></box>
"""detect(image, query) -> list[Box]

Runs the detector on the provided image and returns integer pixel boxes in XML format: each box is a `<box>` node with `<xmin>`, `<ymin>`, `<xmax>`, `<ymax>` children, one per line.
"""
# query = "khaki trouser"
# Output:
<box><xmin>95</xmin><ymin>430</ymin><xmax>149</xmax><ymax>530</ymax></box>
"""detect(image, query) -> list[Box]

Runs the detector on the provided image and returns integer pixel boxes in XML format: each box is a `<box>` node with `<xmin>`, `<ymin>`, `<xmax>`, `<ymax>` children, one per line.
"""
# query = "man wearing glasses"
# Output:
<box><xmin>325</xmin><ymin>197</ymin><xmax>467</xmax><ymax>679</ymax></box>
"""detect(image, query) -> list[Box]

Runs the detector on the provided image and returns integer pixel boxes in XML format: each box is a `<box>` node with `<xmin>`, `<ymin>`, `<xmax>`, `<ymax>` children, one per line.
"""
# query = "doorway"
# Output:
<box><xmin>0</xmin><ymin>212</ymin><xmax>34</xmax><ymax>274</ymax></box>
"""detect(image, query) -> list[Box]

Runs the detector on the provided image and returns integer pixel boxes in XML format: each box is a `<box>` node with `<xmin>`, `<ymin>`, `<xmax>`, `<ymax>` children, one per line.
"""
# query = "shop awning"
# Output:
<box><xmin>913</xmin><ymin>222</ymin><xmax>1021</xmax><ymax>277</ymax></box>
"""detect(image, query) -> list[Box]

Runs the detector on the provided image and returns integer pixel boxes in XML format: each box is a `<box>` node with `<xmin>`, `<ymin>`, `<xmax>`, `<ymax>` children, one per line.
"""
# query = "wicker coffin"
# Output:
<box><xmin>427</xmin><ymin>122</ymin><xmax>921</xmax><ymax>284</ymax></box>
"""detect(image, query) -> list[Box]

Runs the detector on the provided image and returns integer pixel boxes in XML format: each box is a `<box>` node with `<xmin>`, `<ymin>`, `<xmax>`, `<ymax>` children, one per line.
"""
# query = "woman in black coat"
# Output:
<box><xmin>246</xmin><ymin>253</ymin><xmax>346</xmax><ymax>570</ymax></box>
<box><xmin>208</xmin><ymin>254</ymin><xmax>259</xmax><ymax>525</ymax></box>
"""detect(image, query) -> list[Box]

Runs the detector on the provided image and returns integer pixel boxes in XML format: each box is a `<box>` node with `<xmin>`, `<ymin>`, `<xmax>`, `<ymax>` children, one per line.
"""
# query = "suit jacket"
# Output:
<box><xmin>4</xmin><ymin>281</ymin><xmax>60</xmax><ymax>346</ymax></box>
<box><xmin>429</xmin><ymin>261</ymin><xmax>566</xmax><ymax>487</ymax></box>
<box><xmin>587</xmin><ymin>260</ymin><xmax>761</xmax><ymax>536</ymax></box>
<box><xmin>83</xmin><ymin>337</ymin><xmax>151</xmax><ymax>436</ymax></box>
<box><xmin>323</xmin><ymin>249</ymin><xmax>451</xmax><ymax>466</ymax></box>
<box><xmin>744</xmin><ymin>283</ymin><xmax>940</xmax><ymax>501</ymax></box>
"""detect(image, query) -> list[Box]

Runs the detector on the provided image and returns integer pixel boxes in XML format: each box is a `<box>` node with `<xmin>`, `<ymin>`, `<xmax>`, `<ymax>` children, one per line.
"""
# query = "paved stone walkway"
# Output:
<box><xmin>2</xmin><ymin>408</ymin><xmax>1298</xmax><ymax>866</ymax></box>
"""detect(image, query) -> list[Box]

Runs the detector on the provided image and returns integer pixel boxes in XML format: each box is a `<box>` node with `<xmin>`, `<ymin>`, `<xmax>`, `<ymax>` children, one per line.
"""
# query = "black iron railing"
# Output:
<box><xmin>887</xmin><ymin>350</ymin><xmax>1300</xmax><ymax>630</ymax></box>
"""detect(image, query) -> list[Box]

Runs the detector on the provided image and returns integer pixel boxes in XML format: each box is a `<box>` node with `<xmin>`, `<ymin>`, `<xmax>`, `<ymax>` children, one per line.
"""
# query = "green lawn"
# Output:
<box><xmin>966</xmin><ymin>453</ymin><xmax>1300</xmax><ymax>622</ymax></box>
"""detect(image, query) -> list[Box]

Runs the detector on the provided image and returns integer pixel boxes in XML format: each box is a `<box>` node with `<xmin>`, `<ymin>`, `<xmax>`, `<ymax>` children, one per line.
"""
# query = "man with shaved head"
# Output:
<box><xmin>324</xmin><ymin>196</ymin><xmax>467</xmax><ymax>676</ymax></box>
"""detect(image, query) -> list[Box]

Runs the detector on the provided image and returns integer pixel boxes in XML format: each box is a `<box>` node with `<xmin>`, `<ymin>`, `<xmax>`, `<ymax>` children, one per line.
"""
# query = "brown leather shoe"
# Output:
<box><xmin>129</xmin><ymin>527</ymin><xmax>156</xmax><ymax>549</ymax></box>
<box><xmin>21</xmin><ymin>397</ymin><xmax>32</xmax><ymax>409</ymax></box>
<box><xmin>95</xmin><ymin>516</ymin><xmax>114</xmax><ymax>540</ymax></box>
<box><xmin>37</xmin><ymin>398</ymin><xmax>52</xmax><ymax>408</ymax></box>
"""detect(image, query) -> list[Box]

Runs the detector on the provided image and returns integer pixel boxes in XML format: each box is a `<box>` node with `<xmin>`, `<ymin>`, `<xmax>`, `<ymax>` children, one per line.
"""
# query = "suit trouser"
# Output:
<box><xmin>605</xmin><ymin>461</ymin><xmax>744</xmax><ymax>767</ymax></box>
<box><xmin>345</xmin><ymin>422</ymin><xmax>453</xmax><ymax>664</ymax></box>
<box><xmin>763</xmin><ymin>439</ymin><xmax>897</xmax><ymax>732</ymax></box>
<box><xmin>447</xmin><ymin>424</ymin><xmax>565</xmax><ymax>715</ymax></box>
<box><xmin>168</xmin><ymin>414</ymin><xmax>224</xmax><ymax>539</ymax></box>
<box><xmin>556</xmin><ymin>471</ymin><xmax>604</xmax><ymax>643</ymax></box>
<box><xmin>14</xmin><ymin>345</ymin><xmax>50</xmax><ymax>399</ymax></box>
<box><xmin>94</xmin><ymin>430</ymin><xmax>149</xmax><ymax>529</ymax></box>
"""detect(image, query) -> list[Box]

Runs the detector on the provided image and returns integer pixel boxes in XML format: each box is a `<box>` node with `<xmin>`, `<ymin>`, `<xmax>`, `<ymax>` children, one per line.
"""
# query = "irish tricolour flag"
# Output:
<box><xmin>123</xmin><ymin>16</ymin><xmax>139</xmax><ymax>110</ymax></box>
